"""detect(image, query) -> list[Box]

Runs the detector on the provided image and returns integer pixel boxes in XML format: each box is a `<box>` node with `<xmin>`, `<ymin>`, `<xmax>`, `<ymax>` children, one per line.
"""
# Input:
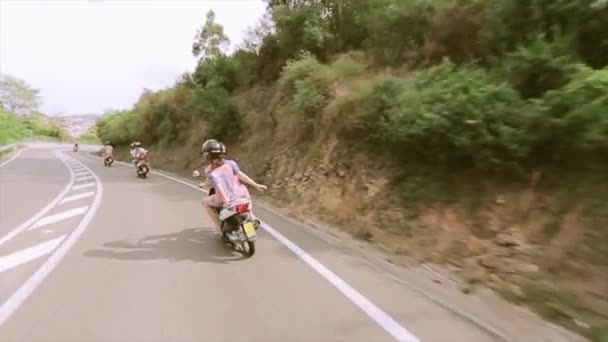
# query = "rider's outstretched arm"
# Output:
<box><xmin>237</xmin><ymin>171</ymin><xmax>266</xmax><ymax>190</ymax></box>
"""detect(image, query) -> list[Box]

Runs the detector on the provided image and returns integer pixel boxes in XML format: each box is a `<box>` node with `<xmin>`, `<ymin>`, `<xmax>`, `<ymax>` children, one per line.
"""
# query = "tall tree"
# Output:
<box><xmin>192</xmin><ymin>10</ymin><xmax>230</xmax><ymax>61</ymax></box>
<box><xmin>0</xmin><ymin>74</ymin><xmax>41</xmax><ymax>115</ymax></box>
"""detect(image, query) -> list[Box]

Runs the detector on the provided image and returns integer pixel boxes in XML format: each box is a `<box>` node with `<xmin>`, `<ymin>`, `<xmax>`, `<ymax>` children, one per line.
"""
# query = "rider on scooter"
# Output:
<box><xmin>102</xmin><ymin>140</ymin><xmax>115</xmax><ymax>160</ymax></box>
<box><xmin>199</xmin><ymin>139</ymin><xmax>267</xmax><ymax>233</ymax></box>
<box><xmin>131</xmin><ymin>141</ymin><xmax>148</xmax><ymax>166</ymax></box>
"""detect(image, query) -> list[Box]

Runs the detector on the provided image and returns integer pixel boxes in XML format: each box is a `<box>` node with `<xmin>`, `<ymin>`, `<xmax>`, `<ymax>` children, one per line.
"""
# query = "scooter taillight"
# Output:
<box><xmin>235</xmin><ymin>203</ymin><xmax>250</xmax><ymax>213</ymax></box>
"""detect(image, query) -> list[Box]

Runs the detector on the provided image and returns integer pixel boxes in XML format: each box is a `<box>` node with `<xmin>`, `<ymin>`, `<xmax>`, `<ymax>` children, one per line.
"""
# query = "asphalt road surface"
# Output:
<box><xmin>0</xmin><ymin>144</ymin><xmax>588</xmax><ymax>342</ymax></box>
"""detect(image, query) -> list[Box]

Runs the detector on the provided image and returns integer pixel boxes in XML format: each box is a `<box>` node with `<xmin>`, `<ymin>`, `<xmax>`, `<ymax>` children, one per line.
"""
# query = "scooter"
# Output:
<box><xmin>73</xmin><ymin>144</ymin><xmax>79</xmax><ymax>152</ymax></box>
<box><xmin>104</xmin><ymin>155</ymin><xmax>114</xmax><ymax>167</ymax></box>
<box><xmin>136</xmin><ymin>158</ymin><xmax>149</xmax><ymax>178</ymax></box>
<box><xmin>192</xmin><ymin>170</ymin><xmax>260</xmax><ymax>257</ymax></box>
<box><xmin>209</xmin><ymin>187</ymin><xmax>260</xmax><ymax>257</ymax></box>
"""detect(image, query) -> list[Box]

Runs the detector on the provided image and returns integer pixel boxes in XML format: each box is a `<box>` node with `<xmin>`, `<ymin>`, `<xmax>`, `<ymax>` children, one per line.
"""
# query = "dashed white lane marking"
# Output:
<box><xmin>72</xmin><ymin>182</ymin><xmax>95</xmax><ymax>190</ymax></box>
<box><xmin>0</xmin><ymin>152</ymin><xmax>75</xmax><ymax>247</ymax></box>
<box><xmin>28</xmin><ymin>206</ymin><xmax>89</xmax><ymax>231</ymax></box>
<box><xmin>74</xmin><ymin>170</ymin><xmax>89</xmax><ymax>176</ymax></box>
<box><xmin>0</xmin><ymin>236</ymin><xmax>66</xmax><ymax>273</ymax></box>
<box><xmin>85</xmin><ymin>154</ymin><xmax>420</xmax><ymax>342</ymax></box>
<box><xmin>0</xmin><ymin>149</ymin><xmax>103</xmax><ymax>327</ymax></box>
<box><xmin>75</xmin><ymin>175</ymin><xmax>94</xmax><ymax>182</ymax></box>
<box><xmin>59</xmin><ymin>191</ymin><xmax>95</xmax><ymax>205</ymax></box>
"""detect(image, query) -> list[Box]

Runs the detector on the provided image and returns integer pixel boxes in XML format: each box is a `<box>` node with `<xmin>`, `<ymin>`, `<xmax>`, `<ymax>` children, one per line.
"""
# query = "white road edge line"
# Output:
<box><xmin>0</xmin><ymin>147</ymin><xmax>28</xmax><ymax>168</ymax></box>
<box><xmin>83</xmin><ymin>154</ymin><xmax>420</xmax><ymax>342</ymax></box>
<box><xmin>261</xmin><ymin>222</ymin><xmax>420</xmax><ymax>342</ymax></box>
<box><xmin>28</xmin><ymin>205</ymin><xmax>89</xmax><ymax>230</ymax></box>
<box><xmin>0</xmin><ymin>151</ymin><xmax>103</xmax><ymax>327</ymax></box>
<box><xmin>0</xmin><ymin>151</ymin><xmax>75</xmax><ymax>246</ymax></box>
<box><xmin>0</xmin><ymin>235</ymin><xmax>66</xmax><ymax>273</ymax></box>
<box><xmin>59</xmin><ymin>191</ymin><xmax>95</xmax><ymax>204</ymax></box>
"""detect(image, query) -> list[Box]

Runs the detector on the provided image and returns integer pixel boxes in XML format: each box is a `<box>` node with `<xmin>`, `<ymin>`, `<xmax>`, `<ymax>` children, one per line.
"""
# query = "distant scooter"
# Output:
<box><xmin>73</xmin><ymin>144</ymin><xmax>79</xmax><ymax>152</ymax></box>
<box><xmin>135</xmin><ymin>153</ymin><xmax>149</xmax><ymax>178</ymax></box>
<box><xmin>104</xmin><ymin>155</ymin><xmax>114</xmax><ymax>167</ymax></box>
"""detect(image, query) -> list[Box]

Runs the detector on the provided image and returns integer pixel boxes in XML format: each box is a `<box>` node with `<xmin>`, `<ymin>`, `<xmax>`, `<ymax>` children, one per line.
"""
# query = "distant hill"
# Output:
<box><xmin>56</xmin><ymin>114</ymin><xmax>99</xmax><ymax>138</ymax></box>
<box><xmin>58</xmin><ymin>114</ymin><xmax>99</xmax><ymax>122</ymax></box>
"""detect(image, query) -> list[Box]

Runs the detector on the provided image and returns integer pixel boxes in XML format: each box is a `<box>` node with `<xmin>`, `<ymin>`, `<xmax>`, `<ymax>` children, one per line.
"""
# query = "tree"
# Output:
<box><xmin>191</xmin><ymin>10</ymin><xmax>230</xmax><ymax>61</ymax></box>
<box><xmin>238</xmin><ymin>11</ymin><xmax>275</xmax><ymax>53</ymax></box>
<box><xmin>0</xmin><ymin>74</ymin><xmax>42</xmax><ymax>115</ymax></box>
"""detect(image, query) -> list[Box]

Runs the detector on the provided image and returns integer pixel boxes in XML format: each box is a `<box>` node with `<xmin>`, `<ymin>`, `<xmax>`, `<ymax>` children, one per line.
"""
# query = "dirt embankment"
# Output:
<box><xmin>110</xmin><ymin>84</ymin><xmax>608</xmax><ymax>340</ymax></box>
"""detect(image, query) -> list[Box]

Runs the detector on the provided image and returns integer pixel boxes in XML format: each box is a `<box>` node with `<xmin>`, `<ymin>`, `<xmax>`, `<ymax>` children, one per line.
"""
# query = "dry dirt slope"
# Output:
<box><xmin>109</xmin><ymin>83</ymin><xmax>608</xmax><ymax>341</ymax></box>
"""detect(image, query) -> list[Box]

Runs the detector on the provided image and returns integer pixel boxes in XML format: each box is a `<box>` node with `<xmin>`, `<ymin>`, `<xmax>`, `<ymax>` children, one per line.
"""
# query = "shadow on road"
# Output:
<box><xmin>83</xmin><ymin>227</ymin><xmax>248</xmax><ymax>264</ymax></box>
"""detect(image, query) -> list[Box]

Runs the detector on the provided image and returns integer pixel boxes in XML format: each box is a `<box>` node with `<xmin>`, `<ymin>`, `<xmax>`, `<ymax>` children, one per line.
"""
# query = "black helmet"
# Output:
<box><xmin>202</xmin><ymin>139</ymin><xmax>223</xmax><ymax>160</ymax></box>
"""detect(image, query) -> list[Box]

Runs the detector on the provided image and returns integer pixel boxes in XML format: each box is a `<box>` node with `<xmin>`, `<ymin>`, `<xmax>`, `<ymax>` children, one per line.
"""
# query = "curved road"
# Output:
<box><xmin>0</xmin><ymin>144</ymin><xmax>587</xmax><ymax>342</ymax></box>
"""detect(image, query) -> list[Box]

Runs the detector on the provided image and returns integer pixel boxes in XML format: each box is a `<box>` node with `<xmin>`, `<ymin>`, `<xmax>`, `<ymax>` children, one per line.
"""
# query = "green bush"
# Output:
<box><xmin>23</xmin><ymin>113</ymin><xmax>62</xmax><ymax>138</ymax></box>
<box><xmin>279</xmin><ymin>53</ymin><xmax>335</xmax><ymax>126</ymax></box>
<box><xmin>280</xmin><ymin>52</ymin><xmax>326</xmax><ymax>91</ymax></box>
<box><xmin>532</xmin><ymin>65</ymin><xmax>608</xmax><ymax>157</ymax></box>
<box><xmin>293</xmin><ymin>76</ymin><xmax>332</xmax><ymax>118</ymax></box>
<box><xmin>96</xmin><ymin>110</ymin><xmax>139</xmax><ymax>145</ymax></box>
<box><xmin>497</xmin><ymin>38</ymin><xmax>577</xmax><ymax>99</ymax></box>
<box><xmin>0</xmin><ymin>111</ymin><xmax>67</xmax><ymax>144</ymax></box>
<box><xmin>0</xmin><ymin>111</ymin><xmax>29</xmax><ymax>144</ymax></box>
<box><xmin>383</xmin><ymin>61</ymin><xmax>531</xmax><ymax>167</ymax></box>
<box><xmin>483</xmin><ymin>0</ymin><xmax>608</xmax><ymax>68</ymax></box>
<box><xmin>345</xmin><ymin>76</ymin><xmax>410</xmax><ymax>143</ymax></box>
<box><xmin>193</xmin><ymin>86</ymin><xmax>241</xmax><ymax>140</ymax></box>
<box><xmin>360</xmin><ymin>0</ymin><xmax>441</xmax><ymax>65</ymax></box>
<box><xmin>193</xmin><ymin>55</ymin><xmax>239</xmax><ymax>93</ymax></box>
<box><xmin>330</xmin><ymin>55</ymin><xmax>365</xmax><ymax>80</ymax></box>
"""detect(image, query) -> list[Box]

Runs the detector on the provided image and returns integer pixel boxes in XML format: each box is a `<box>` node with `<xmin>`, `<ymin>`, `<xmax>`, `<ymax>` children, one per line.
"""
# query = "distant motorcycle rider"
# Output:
<box><xmin>102</xmin><ymin>140</ymin><xmax>115</xmax><ymax>159</ymax></box>
<box><xmin>130</xmin><ymin>141</ymin><xmax>148</xmax><ymax>166</ymax></box>
<box><xmin>199</xmin><ymin>139</ymin><xmax>267</xmax><ymax>233</ymax></box>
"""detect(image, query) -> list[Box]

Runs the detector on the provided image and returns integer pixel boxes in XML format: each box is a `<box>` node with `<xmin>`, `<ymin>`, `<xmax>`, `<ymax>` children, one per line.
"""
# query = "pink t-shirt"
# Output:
<box><xmin>207</xmin><ymin>159</ymin><xmax>250</xmax><ymax>204</ymax></box>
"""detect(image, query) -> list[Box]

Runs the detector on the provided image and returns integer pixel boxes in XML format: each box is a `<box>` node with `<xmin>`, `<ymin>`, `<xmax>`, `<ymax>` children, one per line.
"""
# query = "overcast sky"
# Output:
<box><xmin>0</xmin><ymin>0</ymin><xmax>267</xmax><ymax>116</ymax></box>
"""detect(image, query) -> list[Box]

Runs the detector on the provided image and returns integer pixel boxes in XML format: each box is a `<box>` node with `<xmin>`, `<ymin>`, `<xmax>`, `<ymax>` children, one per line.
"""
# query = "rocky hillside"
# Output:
<box><xmin>96</xmin><ymin>1</ymin><xmax>608</xmax><ymax>340</ymax></box>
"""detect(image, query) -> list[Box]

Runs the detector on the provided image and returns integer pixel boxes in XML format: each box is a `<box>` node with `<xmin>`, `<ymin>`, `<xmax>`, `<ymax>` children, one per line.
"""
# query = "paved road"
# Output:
<box><xmin>0</xmin><ymin>145</ymin><xmax>588</xmax><ymax>342</ymax></box>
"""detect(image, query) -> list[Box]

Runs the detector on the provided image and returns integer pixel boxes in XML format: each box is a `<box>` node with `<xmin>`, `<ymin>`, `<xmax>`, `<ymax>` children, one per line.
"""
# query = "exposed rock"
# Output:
<box><xmin>478</xmin><ymin>255</ymin><xmax>501</xmax><ymax>270</ymax></box>
<box><xmin>503</xmin><ymin>282</ymin><xmax>524</xmax><ymax>298</ymax></box>
<box><xmin>517</xmin><ymin>263</ymin><xmax>540</xmax><ymax>274</ymax></box>
<box><xmin>495</xmin><ymin>231</ymin><xmax>522</xmax><ymax>248</ymax></box>
<box><xmin>495</xmin><ymin>195</ymin><xmax>507</xmax><ymax>205</ymax></box>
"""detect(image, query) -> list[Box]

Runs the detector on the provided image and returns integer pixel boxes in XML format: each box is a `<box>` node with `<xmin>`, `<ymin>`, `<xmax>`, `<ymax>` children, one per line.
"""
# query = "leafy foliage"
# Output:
<box><xmin>96</xmin><ymin>0</ymin><xmax>608</xmax><ymax>170</ymax></box>
<box><xmin>0</xmin><ymin>110</ymin><xmax>67</xmax><ymax>145</ymax></box>
<box><xmin>192</xmin><ymin>10</ymin><xmax>230</xmax><ymax>61</ymax></box>
<box><xmin>531</xmin><ymin>66</ymin><xmax>608</xmax><ymax>158</ymax></box>
<box><xmin>497</xmin><ymin>38</ymin><xmax>577</xmax><ymax>99</ymax></box>
<box><xmin>0</xmin><ymin>74</ymin><xmax>41</xmax><ymax>115</ymax></box>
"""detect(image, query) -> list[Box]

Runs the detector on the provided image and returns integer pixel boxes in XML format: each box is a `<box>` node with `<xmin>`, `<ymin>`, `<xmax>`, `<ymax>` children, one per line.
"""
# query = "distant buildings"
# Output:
<box><xmin>57</xmin><ymin>115</ymin><xmax>98</xmax><ymax>138</ymax></box>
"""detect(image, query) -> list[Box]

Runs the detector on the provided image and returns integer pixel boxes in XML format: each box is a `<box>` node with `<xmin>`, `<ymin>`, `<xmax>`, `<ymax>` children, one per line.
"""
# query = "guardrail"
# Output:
<box><xmin>0</xmin><ymin>144</ymin><xmax>17</xmax><ymax>153</ymax></box>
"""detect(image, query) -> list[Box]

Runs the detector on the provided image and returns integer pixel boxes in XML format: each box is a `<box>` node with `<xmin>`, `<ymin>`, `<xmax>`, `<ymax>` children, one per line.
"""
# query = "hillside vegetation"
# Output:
<box><xmin>0</xmin><ymin>75</ymin><xmax>68</xmax><ymax>145</ymax></box>
<box><xmin>96</xmin><ymin>1</ymin><xmax>608</xmax><ymax>339</ymax></box>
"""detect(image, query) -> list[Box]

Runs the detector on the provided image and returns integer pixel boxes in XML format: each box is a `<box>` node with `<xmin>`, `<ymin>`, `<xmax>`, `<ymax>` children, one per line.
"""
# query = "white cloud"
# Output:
<box><xmin>0</xmin><ymin>0</ymin><xmax>267</xmax><ymax>115</ymax></box>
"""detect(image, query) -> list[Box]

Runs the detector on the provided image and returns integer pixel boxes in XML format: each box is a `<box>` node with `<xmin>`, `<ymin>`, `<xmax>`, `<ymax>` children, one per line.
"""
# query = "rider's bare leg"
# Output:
<box><xmin>202</xmin><ymin>196</ymin><xmax>222</xmax><ymax>232</ymax></box>
<box><xmin>203</xmin><ymin>204</ymin><xmax>221</xmax><ymax>232</ymax></box>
